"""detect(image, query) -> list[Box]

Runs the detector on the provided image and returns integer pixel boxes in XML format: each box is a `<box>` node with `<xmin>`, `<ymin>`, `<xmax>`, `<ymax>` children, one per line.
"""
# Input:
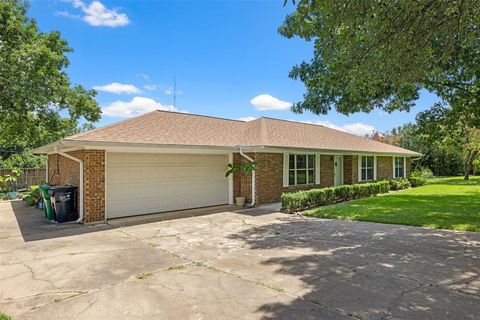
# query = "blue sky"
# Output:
<box><xmin>28</xmin><ymin>0</ymin><xmax>439</xmax><ymax>136</ymax></box>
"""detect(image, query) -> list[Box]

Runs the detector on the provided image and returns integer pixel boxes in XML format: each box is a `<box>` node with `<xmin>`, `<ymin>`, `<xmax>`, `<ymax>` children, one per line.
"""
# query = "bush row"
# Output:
<box><xmin>281</xmin><ymin>180</ymin><xmax>390</xmax><ymax>213</ymax></box>
<box><xmin>281</xmin><ymin>175</ymin><xmax>427</xmax><ymax>213</ymax></box>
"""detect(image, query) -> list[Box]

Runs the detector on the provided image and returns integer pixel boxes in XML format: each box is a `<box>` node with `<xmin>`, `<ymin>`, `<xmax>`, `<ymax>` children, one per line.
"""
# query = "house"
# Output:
<box><xmin>33</xmin><ymin>111</ymin><xmax>421</xmax><ymax>223</ymax></box>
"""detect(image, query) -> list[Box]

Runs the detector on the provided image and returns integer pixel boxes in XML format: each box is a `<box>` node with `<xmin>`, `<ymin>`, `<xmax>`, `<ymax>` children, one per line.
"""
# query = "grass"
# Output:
<box><xmin>305</xmin><ymin>176</ymin><xmax>480</xmax><ymax>232</ymax></box>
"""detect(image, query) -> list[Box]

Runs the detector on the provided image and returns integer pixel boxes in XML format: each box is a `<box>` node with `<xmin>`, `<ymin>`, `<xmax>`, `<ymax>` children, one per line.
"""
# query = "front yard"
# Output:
<box><xmin>305</xmin><ymin>176</ymin><xmax>480</xmax><ymax>232</ymax></box>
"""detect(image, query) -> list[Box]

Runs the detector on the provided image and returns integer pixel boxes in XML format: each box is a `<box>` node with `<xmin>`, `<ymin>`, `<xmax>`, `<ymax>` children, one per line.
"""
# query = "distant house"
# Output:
<box><xmin>33</xmin><ymin>111</ymin><xmax>420</xmax><ymax>223</ymax></box>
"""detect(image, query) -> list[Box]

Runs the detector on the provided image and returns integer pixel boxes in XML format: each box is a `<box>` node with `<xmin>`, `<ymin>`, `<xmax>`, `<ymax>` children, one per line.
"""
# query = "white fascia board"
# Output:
<box><xmin>262</xmin><ymin>146</ymin><xmax>421</xmax><ymax>157</ymax></box>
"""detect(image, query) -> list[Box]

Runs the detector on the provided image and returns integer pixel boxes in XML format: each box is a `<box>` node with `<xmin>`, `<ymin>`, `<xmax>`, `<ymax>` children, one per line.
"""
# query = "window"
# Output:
<box><xmin>360</xmin><ymin>156</ymin><xmax>374</xmax><ymax>181</ymax></box>
<box><xmin>289</xmin><ymin>154</ymin><xmax>315</xmax><ymax>186</ymax></box>
<box><xmin>394</xmin><ymin>157</ymin><xmax>405</xmax><ymax>178</ymax></box>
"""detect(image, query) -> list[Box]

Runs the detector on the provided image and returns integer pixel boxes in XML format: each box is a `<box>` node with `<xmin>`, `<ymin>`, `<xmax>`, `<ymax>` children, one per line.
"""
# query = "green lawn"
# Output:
<box><xmin>305</xmin><ymin>176</ymin><xmax>480</xmax><ymax>232</ymax></box>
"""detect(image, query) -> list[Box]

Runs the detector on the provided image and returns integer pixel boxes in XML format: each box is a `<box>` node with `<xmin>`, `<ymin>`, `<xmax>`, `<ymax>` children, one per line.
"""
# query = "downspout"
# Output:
<box><xmin>238</xmin><ymin>146</ymin><xmax>256</xmax><ymax>206</ymax></box>
<box><xmin>53</xmin><ymin>146</ymin><xmax>84</xmax><ymax>223</ymax></box>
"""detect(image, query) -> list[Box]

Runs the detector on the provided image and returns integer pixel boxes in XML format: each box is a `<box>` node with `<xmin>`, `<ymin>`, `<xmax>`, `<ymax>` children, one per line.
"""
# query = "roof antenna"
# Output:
<box><xmin>173</xmin><ymin>76</ymin><xmax>176</xmax><ymax>108</ymax></box>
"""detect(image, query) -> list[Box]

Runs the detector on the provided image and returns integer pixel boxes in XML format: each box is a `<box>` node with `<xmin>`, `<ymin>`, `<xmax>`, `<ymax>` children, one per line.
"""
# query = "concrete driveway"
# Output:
<box><xmin>1</xmin><ymin>201</ymin><xmax>479</xmax><ymax>320</ymax></box>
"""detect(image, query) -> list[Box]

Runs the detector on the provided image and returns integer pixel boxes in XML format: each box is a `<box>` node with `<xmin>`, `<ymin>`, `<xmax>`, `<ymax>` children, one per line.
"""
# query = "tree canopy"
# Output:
<box><xmin>0</xmin><ymin>0</ymin><xmax>101</xmax><ymax>165</ymax></box>
<box><xmin>280</xmin><ymin>0</ymin><xmax>480</xmax><ymax>117</ymax></box>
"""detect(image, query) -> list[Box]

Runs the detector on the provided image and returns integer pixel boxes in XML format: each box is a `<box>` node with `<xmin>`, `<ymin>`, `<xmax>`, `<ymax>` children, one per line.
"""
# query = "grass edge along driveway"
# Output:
<box><xmin>305</xmin><ymin>177</ymin><xmax>480</xmax><ymax>232</ymax></box>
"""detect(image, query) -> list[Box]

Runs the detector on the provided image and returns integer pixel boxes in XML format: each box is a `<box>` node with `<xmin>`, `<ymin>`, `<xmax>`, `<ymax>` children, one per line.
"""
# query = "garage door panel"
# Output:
<box><xmin>106</xmin><ymin>153</ymin><xmax>229</xmax><ymax>218</ymax></box>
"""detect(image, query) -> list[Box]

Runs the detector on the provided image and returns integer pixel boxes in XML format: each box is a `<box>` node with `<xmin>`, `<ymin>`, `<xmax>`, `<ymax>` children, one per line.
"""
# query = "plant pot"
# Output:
<box><xmin>8</xmin><ymin>191</ymin><xmax>17</xmax><ymax>200</ymax></box>
<box><xmin>235</xmin><ymin>196</ymin><xmax>245</xmax><ymax>207</ymax></box>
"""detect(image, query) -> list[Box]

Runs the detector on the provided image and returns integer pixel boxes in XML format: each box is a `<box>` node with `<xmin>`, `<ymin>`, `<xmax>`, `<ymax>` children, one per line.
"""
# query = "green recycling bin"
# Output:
<box><xmin>39</xmin><ymin>185</ymin><xmax>54</xmax><ymax>221</ymax></box>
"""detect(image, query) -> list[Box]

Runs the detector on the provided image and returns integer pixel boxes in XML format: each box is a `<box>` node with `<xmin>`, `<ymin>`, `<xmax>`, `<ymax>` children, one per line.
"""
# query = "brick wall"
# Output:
<box><xmin>320</xmin><ymin>155</ymin><xmax>335</xmax><ymax>187</ymax></box>
<box><xmin>377</xmin><ymin>156</ymin><xmax>393</xmax><ymax>180</ymax></box>
<box><xmin>406</xmin><ymin>157</ymin><xmax>412</xmax><ymax>176</ymax></box>
<box><xmin>83</xmin><ymin>150</ymin><xmax>105</xmax><ymax>223</ymax></box>
<box><xmin>47</xmin><ymin>150</ymin><xmax>105</xmax><ymax>223</ymax></box>
<box><xmin>233</xmin><ymin>152</ymin><xmax>335</xmax><ymax>205</ymax></box>
<box><xmin>343</xmin><ymin>155</ymin><xmax>358</xmax><ymax>185</ymax></box>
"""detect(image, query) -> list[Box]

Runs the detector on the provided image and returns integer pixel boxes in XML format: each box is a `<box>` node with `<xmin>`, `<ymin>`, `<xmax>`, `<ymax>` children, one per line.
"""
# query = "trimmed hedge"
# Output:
<box><xmin>389</xmin><ymin>177</ymin><xmax>411</xmax><ymax>190</ymax></box>
<box><xmin>281</xmin><ymin>180</ymin><xmax>390</xmax><ymax>213</ymax></box>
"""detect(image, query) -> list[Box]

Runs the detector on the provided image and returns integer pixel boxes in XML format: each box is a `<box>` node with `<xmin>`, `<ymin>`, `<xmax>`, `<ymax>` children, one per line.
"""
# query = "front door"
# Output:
<box><xmin>334</xmin><ymin>156</ymin><xmax>344</xmax><ymax>186</ymax></box>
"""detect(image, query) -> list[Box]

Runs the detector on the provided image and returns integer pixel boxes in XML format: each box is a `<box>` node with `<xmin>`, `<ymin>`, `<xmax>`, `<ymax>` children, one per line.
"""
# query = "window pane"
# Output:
<box><xmin>307</xmin><ymin>155</ymin><xmax>315</xmax><ymax>169</ymax></box>
<box><xmin>367</xmin><ymin>156</ymin><xmax>374</xmax><ymax>167</ymax></box>
<box><xmin>289</xmin><ymin>170</ymin><xmax>295</xmax><ymax>186</ymax></box>
<box><xmin>289</xmin><ymin>155</ymin><xmax>295</xmax><ymax>169</ymax></box>
<box><xmin>367</xmin><ymin>168</ymin><xmax>374</xmax><ymax>181</ymax></box>
<box><xmin>297</xmin><ymin>170</ymin><xmax>307</xmax><ymax>184</ymax></box>
<box><xmin>308</xmin><ymin>170</ymin><xmax>314</xmax><ymax>184</ymax></box>
<box><xmin>297</xmin><ymin>155</ymin><xmax>306</xmax><ymax>169</ymax></box>
<box><xmin>361</xmin><ymin>169</ymin><xmax>367</xmax><ymax>181</ymax></box>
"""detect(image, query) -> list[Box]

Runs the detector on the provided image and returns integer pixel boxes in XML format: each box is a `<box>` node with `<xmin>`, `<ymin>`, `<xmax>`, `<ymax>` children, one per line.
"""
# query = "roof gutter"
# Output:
<box><xmin>237</xmin><ymin>146</ymin><xmax>256</xmax><ymax>207</ymax></box>
<box><xmin>53</xmin><ymin>146</ymin><xmax>84</xmax><ymax>224</ymax></box>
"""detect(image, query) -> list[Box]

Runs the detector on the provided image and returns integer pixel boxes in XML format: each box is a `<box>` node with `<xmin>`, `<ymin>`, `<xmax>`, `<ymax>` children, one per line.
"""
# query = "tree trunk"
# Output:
<box><xmin>464</xmin><ymin>150</ymin><xmax>479</xmax><ymax>180</ymax></box>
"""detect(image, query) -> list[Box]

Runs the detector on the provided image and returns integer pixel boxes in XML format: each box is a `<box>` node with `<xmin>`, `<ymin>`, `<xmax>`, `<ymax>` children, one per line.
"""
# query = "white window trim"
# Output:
<box><xmin>358</xmin><ymin>155</ymin><xmax>377</xmax><ymax>182</ymax></box>
<box><xmin>287</xmin><ymin>154</ymin><xmax>316</xmax><ymax>186</ymax></box>
<box><xmin>392</xmin><ymin>156</ymin><xmax>407</xmax><ymax>178</ymax></box>
<box><xmin>315</xmin><ymin>154</ymin><xmax>321</xmax><ymax>185</ymax></box>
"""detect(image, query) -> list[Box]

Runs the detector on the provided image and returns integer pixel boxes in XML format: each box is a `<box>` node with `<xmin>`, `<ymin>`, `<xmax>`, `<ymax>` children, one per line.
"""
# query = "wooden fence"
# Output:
<box><xmin>0</xmin><ymin>168</ymin><xmax>46</xmax><ymax>189</ymax></box>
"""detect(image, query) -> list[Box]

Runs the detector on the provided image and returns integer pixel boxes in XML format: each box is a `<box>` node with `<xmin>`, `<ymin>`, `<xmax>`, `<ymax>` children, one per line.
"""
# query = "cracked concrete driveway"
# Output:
<box><xmin>1</xmin><ymin>201</ymin><xmax>480</xmax><ymax>319</ymax></box>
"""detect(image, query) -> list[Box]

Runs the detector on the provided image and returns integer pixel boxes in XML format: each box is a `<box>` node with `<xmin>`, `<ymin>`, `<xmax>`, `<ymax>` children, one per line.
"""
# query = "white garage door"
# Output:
<box><xmin>106</xmin><ymin>153</ymin><xmax>229</xmax><ymax>218</ymax></box>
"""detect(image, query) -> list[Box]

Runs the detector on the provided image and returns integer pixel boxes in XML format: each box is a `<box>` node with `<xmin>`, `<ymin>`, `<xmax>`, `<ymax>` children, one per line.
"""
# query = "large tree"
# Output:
<box><xmin>0</xmin><ymin>0</ymin><xmax>100</xmax><ymax>161</ymax></box>
<box><xmin>416</xmin><ymin>104</ymin><xmax>480</xmax><ymax>179</ymax></box>
<box><xmin>280</xmin><ymin>1</ymin><xmax>480</xmax><ymax>116</ymax></box>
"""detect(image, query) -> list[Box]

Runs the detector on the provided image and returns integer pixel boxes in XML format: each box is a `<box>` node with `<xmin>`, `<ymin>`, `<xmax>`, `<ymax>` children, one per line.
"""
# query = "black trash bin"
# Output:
<box><xmin>49</xmin><ymin>186</ymin><xmax>78</xmax><ymax>223</ymax></box>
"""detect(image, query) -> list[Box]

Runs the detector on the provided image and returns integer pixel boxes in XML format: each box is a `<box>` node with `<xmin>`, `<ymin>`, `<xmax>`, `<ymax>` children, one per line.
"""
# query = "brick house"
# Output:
<box><xmin>33</xmin><ymin>111</ymin><xmax>421</xmax><ymax>223</ymax></box>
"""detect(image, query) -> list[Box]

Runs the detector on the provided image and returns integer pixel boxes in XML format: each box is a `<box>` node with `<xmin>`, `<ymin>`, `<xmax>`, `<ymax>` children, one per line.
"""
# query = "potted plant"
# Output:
<box><xmin>1</xmin><ymin>168</ymin><xmax>22</xmax><ymax>200</ymax></box>
<box><xmin>225</xmin><ymin>161</ymin><xmax>256</xmax><ymax>207</ymax></box>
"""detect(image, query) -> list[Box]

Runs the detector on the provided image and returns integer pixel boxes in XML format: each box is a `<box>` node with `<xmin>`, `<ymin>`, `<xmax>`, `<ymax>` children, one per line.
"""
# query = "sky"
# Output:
<box><xmin>28</xmin><ymin>0</ymin><xmax>439</xmax><ymax>136</ymax></box>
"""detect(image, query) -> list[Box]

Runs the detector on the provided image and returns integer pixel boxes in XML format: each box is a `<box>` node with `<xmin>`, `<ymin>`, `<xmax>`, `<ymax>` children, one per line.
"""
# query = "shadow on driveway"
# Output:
<box><xmin>4</xmin><ymin>200</ymin><xmax>273</xmax><ymax>242</ymax></box>
<box><xmin>228</xmin><ymin>217</ymin><xmax>480</xmax><ymax>319</ymax></box>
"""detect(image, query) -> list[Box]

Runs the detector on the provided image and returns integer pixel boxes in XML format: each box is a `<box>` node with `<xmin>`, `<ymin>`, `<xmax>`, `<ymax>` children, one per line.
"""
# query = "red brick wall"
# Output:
<box><xmin>343</xmin><ymin>155</ymin><xmax>358</xmax><ymax>184</ymax></box>
<box><xmin>406</xmin><ymin>157</ymin><xmax>412</xmax><ymax>176</ymax></box>
<box><xmin>377</xmin><ymin>156</ymin><xmax>393</xmax><ymax>180</ymax></box>
<box><xmin>320</xmin><ymin>155</ymin><xmax>335</xmax><ymax>187</ymax></box>
<box><xmin>47</xmin><ymin>150</ymin><xmax>105</xmax><ymax>223</ymax></box>
<box><xmin>233</xmin><ymin>152</ymin><xmax>335</xmax><ymax>205</ymax></box>
<box><xmin>83</xmin><ymin>150</ymin><xmax>105</xmax><ymax>223</ymax></box>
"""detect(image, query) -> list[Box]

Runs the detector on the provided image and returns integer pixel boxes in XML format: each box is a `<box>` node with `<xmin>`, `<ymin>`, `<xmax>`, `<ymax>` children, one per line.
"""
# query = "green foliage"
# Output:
<box><xmin>305</xmin><ymin>177</ymin><xmax>480</xmax><ymax>232</ymax></box>
<box><xmin>280</xmin><ymin>1</ymin><xmax>480</xmax><ymax>117</ymax></box>
<box><xmin>281</xmin><ymin>180</ymin><xmax>390</xmax><ymax>213</ymax></box>
<box><xmin>0</xmin><ymin>152</ymin><xmax>46</xmax><ymax>168</ymax></box>
<box><xmin>0</xmin><ymin>311</ymin><xmax>11</xmax><ymax>320</ymax></box>
<box><xmin>411</xmin><ymin>167</ymin><xmax>434</xmax><ymax>180</ymax></box>
<box><xmin>225</xmin><ymin>161</ymin><xmax>257</xmax><ymax>177</ymax></box>
<box><xmin>389</xmin><ymin>178</ymin><xmax>411</xmax><ymax>191</ymax></box>
<box><xmin>23</xmin><ymin>185</ymin><xmax>40</xmax><ymax>206</ymax></box>
<box><xmin>0</xmin><ymin>0</ymin><xmax>100</xmax><ymax>154</ymax></box>
<box><xmin>0</xmin><ymin>168</ymin><xmax>22</xmax><ymax>192</ymax></box>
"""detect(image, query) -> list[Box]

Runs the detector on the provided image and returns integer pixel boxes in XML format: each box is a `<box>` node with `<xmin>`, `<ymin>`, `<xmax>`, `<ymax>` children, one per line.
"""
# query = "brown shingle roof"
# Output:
<box><xmin>65</xmin><ymin>111</ymin><xmax>421</xmax><ymax>156</ymax></box>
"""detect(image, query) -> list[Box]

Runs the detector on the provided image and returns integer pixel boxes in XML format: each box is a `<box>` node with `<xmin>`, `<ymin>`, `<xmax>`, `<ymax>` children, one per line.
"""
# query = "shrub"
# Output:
<box><xmin>411</xmin><ymin>167</ymin><xmax>434</xmax><ymax>179</ymax></box>
<box><xmin>389</xmin><ymin>178</ymin><xmax>411</xmax><ymax>191</ymax></box>
<box><xmin>408</xmin><ymin>175</ymin><xmax>427</xmax><ymax>187</ymax></box>
<box><xmin>23</xmin><ymin>186</ymin><xmax>41</xmax><ymax>207</ymax></box>
<box><xmin>281</xmin><ymin>180</ymin><xmax>390</xmax><ymax>213</ymax></box>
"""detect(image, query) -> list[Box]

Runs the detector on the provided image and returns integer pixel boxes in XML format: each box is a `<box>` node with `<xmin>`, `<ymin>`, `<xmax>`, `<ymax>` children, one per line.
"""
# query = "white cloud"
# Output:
<box><xmin>143</xmin><ymin>84</ymin><xmax>158</xmax><ymax>91</ymax></box>
<box><xmin>93</xmin><ymin>83</ymin><xmax>141</xmax><ymax>94</ymax></box>
<box><xmin>300</xmin><ymin>120</ymin><xmax>376</xmax><ymax>136</ymax></box>
<box><xmin>63</xmin><ymin>0</ymin><xmax>129</xmax><ymax>27</ymax></box>
<box><xmin>250</xmin><ymin>94</ymin><xmax>292</xmax><ymax>111</ymax></box>
<box><xmin>102</xmin><ymin>97</ymin><xmax>179</xmax><ymax>118</ymax></box>
<box><xmin>238</xmin><ymin>116</ymin><xmax>257</xmax><ymax>121</ymax></box>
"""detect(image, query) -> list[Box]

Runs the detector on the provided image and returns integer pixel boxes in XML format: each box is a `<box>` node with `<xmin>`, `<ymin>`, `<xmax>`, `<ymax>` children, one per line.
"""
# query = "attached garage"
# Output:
<box><xmin>106</xmin><ymin>153</ymin><xmax>229</xmax><ymax>219</ymax></box>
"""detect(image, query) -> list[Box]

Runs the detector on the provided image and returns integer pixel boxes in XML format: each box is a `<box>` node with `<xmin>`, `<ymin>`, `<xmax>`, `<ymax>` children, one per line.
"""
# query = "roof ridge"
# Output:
<box><xmin>155</xmin><ymin>110</ymin><xmax>245</xmax><ymax>123</ymax></box>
